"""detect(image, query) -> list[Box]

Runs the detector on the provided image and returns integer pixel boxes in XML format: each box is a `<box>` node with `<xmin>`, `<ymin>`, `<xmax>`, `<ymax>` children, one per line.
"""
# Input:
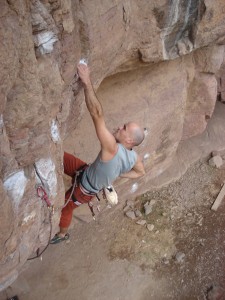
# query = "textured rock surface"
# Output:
<box><xmin>1</xmin><ymin>0</ymin><xmax>225</xmax><ymax>290</ymax></box>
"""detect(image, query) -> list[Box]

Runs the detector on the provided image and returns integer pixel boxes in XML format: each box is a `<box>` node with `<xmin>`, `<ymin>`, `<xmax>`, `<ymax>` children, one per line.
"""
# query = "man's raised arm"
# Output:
<box><xmin>77</xmin><ymin>64</ymin><xmax>103</xmax><ymax>120</ymax></box>
<box><xmin>77</xmin><ymin>64</ymin><xmax>117</xmax><ymax>160</ymax></box>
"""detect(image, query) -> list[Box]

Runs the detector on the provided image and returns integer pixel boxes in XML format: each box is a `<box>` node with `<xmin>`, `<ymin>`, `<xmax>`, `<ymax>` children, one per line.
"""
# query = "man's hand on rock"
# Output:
<box><xmin>77</xmin><ymin>63</ymin><xmax>91</xmax><ymax>86</ymax></box>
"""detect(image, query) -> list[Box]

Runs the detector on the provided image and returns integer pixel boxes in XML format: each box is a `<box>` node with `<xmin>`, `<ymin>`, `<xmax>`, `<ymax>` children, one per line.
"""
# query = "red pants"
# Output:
<box><xmin>59</xmin><ymin>152</ymin><xmax>93</xmax><ymax>228</ymax></box>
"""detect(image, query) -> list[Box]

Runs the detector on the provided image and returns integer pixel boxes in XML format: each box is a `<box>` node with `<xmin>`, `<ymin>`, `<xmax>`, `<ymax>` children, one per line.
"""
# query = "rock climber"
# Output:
<box><xmin>50</xmin><ymin>62</ymin><xmax>146</xmax><ymax>244</ymax></box>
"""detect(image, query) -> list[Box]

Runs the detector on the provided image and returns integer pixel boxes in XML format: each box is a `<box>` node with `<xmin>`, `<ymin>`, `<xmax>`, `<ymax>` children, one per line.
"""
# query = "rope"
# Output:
<box><xmin>27</xmin><ymin>208</ymin><xmax>53</xmax><ymax>261</ymax></box>
<box><xmin>55</xmin><ymin>171</ymin><xmax>79</xmax><ymax>211</ymax></box>
<box><xmin>27</xmin><ymin>171</ymin><xmax>80</xmax><ymax>260</ymax></box>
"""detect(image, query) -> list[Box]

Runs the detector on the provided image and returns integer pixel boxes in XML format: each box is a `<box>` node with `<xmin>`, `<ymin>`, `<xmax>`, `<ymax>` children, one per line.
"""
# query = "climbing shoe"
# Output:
<box><xmin>50</xmin><ymin>233</ymin><xmax>70</xmax><ymax>244</ymax></box>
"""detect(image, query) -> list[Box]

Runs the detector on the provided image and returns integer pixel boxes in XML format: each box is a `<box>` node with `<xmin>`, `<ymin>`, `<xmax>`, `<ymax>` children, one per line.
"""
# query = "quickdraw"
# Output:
<box><xmin>37</xmin><ymin>186</ymin><xmax>54</xmax><ymax>211</ymax></box>
<box><xmin>36</xmin><ymin>169</ymin><xmax>80</xmax><ymax>213</ymax></box>
<box><xmin>27</xmin><ymin>186</ymin><xmax>53</xmax><ymax>261</ymax></box>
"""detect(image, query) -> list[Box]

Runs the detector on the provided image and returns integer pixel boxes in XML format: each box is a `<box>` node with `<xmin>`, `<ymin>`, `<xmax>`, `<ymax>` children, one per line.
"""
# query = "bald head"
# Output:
<box><xmin>113</xmin><ymin>121</ymin><xmax>145</xmax><ymax>149</ymax></box>
<box><xmin>128</xmin><ymin>122</ymin><xmax>145</xmax><ymax>147</ymax></box>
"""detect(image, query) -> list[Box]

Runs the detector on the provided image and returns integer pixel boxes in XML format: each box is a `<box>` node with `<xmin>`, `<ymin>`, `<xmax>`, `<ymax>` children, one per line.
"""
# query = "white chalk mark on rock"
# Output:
<box><xmin>22</xmin><ymin>211</ymin><xmax>36</xmax><ymax>225</ymax></box>
<box><xmin>143</xmin><ymin>153</ymin><xmax>150</xmax><ymax>160</ymax></box>
<box><xmin>51</xmin><ymin>119</ymin><xmax>60</xmax><ymax>143</ymax></box>
<box><xmin>130</xmin><ymin>183</ymin><xmax>138</xmax><ymax>193</ymax></box>
<box><xmin>144</xmin><ymin>128</ymin><xmax>148</xmax><ymax>137</ymax></box>
<box><xmin>34</xmin><ymin>31</ymin><xmax>58</xmax><ymax>54</ymax></box>
<box><xmin>3</xmin><ymin>170</ymin><xmax>28</xmax><ymax>208</ymax></box>
<box><xmin>79</xmin><ymin>58</ymin><xmax>88</xmax><ymax>66</ymax></box>
<box><xmin>35</xmin><ymin>158</ymin><xmax>57</xmax><ymax>197</ymax></box>
<box><xmin>0</xmin><ymin>114</ymin><xmax>3</xmax><ymax>128</ymax></box>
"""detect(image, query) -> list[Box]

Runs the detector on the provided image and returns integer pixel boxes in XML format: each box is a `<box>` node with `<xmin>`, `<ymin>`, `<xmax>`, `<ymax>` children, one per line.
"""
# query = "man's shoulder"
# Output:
<box><xmin>117</xmin><ymin>143</ymin><xmax>137</xmax><ymax>153</ymax></box>
<box><xmin>117</xmin><ymin>144</ymin><xmax>137</xmax><ymax>160</ymax></box>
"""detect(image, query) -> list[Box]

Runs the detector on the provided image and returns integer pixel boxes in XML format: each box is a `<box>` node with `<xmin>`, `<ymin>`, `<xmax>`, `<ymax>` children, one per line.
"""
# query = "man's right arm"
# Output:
<box><xmin>77</xmin><ymin>64</ymin><xmax>117</xmax><ymax>161</ymax></box>
<box><xmin>78</xmin><ymin>66</ymin><xmax>103</xmax><ymax>120</ymax></box>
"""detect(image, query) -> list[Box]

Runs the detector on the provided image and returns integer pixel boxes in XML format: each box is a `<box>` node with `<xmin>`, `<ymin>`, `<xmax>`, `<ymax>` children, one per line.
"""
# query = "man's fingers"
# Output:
<box><xmin>77</xmin><ymin>64</ymin><xmax>88</xmax><ymax>73</ymax></box>
<box><xmin>77</xmin><ymin>63</ymin><xmax>91</xmax><ymax>85</ymax></box>
<box><xmin>78</xmin><ymin>62</ymin><xmax>88</xmax><ymax>68</ymax></box>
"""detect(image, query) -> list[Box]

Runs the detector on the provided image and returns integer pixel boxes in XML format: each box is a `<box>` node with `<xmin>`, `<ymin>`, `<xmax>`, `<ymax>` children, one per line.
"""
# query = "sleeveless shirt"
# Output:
<box><xmin>81</xmin><ymin>144</ymin><xmax>137</xmax><ymax>193</ymax></box>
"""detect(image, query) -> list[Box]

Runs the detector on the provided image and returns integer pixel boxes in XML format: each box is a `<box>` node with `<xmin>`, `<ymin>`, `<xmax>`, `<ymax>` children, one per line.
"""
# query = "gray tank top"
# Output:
<box><xmin>81</xmin><ymin>144</ymin><xmax>137</xmax><ymax>193</ymax></box>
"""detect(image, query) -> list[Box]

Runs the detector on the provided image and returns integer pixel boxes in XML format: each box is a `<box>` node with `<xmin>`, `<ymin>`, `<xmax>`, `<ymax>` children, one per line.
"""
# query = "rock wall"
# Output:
<box><xmin>0</xmin><ymin>0</ymin><xmax>225</xmax><ymax>290</ymax></box>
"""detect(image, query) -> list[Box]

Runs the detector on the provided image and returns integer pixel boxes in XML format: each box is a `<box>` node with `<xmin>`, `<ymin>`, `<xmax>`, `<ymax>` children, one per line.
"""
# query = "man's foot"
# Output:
<box><xmin>50</xmin><ymin>233</ymin><xmax>70</xmax><ymax>244</ymax></box>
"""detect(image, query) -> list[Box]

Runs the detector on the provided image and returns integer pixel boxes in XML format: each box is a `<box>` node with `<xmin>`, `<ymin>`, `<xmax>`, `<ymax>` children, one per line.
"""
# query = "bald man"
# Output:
<box><xmin>51</xmin><ymin>63</ymin><xmax>145</xmax><ymax>244</ymax></box>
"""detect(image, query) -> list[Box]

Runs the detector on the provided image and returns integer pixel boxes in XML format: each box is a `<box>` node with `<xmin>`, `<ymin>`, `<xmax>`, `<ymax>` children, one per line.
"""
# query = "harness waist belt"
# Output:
<box><xmin>79</xmin><ymin>183</ymin><xmax>97</xmax><ymax>196</ymax></box>
<box><xmin>71</xmin><ymin>184</ymin><xmax>96</xmax><ymax>206</ymax></box>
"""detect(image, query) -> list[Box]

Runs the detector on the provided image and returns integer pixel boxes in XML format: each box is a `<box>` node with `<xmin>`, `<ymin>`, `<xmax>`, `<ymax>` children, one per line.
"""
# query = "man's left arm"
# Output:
<box><xmin>120</xmin><ymin>155</ymin><xmax>145</xmax><ymax>179</ymax></box>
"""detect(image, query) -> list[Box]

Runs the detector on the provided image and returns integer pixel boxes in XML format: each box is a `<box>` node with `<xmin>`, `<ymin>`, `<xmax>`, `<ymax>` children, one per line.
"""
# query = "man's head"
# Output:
<box><xmin>113</xmin><ymin>122</ymin><xmax>145</xmax><ymax>148</ymax></box>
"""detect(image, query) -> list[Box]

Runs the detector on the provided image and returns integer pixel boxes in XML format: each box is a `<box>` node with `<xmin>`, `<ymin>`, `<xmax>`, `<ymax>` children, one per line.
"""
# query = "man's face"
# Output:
<box><xmin>113</xmin><ymin>123</ymin><xmax>131</xmax><ymax>143</ymax></box>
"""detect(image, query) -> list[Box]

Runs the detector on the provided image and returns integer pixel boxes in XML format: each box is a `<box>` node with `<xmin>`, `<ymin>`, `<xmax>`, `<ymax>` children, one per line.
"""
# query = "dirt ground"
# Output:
<box><xmin>1</xmin><ymin>155</ymin><xmax>225</xmax><ymax>300</ymax></box>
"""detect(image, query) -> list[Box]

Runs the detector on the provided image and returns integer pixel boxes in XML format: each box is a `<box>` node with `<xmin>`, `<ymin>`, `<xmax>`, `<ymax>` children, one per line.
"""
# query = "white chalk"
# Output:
<box><xmin>22</xmin><ymin>211</ymin><xmax>36</xmax><ymax>225</ymax></box>
<box><xmin>0</xmin><ymin>114</ymin><xmax>3</xmax><ymax>128</ymax></box>
<box><xmin>130</xmin><ymin>183</ymin><xmax>138</xmax><ymax>193</ymax></box>
<box><xmin>51</xmin><ymin>119</ymin><xmax>60</xmax><ymax>143</ymax></box>
<box><xmin>35</xmin><ymin>158</ymin><xmax>57</xmax><ymax>197</ymax></box>
<box><xmin>34</xmin><ymin>31</ymin><xmax>58</xmax><ymax>54</ymax></box>
<box><xmin>4</xmin><ymin>170</ymin><xmax>28</xmax><ymax>208</ymax></box>
<box><xmin>144</xmin><ymin>153</ymin><xmax>150</xmax><ymax>160</ymax></box>
<box><xmin>144</xmin><ymin>128</ymin><xmax>149</xmax><ymax>137</ymax></box>
<box><xmin>79</xmin><ymin>58</ymin><xmax>88</xmax><ymax>66</ymax></box>
<box><xmin>0</xmin><ymin>114</ymin><xmax>3</xmax><ymax>134</ymax></box>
